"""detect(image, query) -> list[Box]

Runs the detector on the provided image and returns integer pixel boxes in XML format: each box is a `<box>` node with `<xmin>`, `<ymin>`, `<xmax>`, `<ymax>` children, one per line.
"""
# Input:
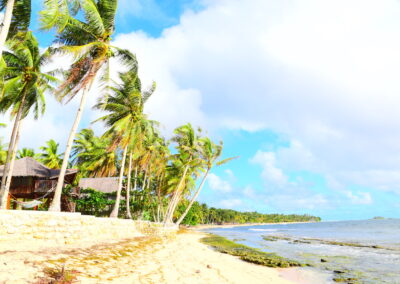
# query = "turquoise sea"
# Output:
<box><xmin>205</xmin><ymin>219</ymin><xmax>400</xmax><ymax>283</ymax></box>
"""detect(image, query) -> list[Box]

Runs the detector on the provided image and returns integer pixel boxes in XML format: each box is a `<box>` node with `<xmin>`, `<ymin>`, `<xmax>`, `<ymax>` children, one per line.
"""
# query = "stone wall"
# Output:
<box><xmin>0</xmin><ymin>210</ymin><xmax>147</xmax><ymax>250</ymax></box>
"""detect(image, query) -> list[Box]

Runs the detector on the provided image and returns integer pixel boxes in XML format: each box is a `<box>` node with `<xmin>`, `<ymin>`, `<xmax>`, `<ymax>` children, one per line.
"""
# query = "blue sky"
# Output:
<box><xmin>3</xmin><ymin>0</ymin><xmax>400</xmax><ymax>221</ymax></box>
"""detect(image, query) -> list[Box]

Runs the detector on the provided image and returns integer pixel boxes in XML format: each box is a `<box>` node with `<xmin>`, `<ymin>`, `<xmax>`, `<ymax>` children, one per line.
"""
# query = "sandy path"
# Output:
<box><xmin>0</xmin><ymin>231</ymin><xmax>296</xmax><ymax>284</ymax></box>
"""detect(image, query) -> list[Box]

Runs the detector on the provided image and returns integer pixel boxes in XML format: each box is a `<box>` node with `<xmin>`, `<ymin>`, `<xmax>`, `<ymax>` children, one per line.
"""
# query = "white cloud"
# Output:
<box><xmin>242</xmin><ymin>185</ymin><xmax>256</xmax><ymax>199</ymax></box>
<box><xmin>111</xmin><ymin>0</ymin><xmax>400</xmax><ymax>197</ymax></box>
<box><xmin>224</xmin><ymin>169</ymin><xmax>235</xmax><ymax>180</ymax></box>
<box><xmin>343</xmin><ymin>191</ymin><xmax>373</xmax><ymax>205</ymax></box>
<box><xmin>250</xmin><ymin>151</ymin><xmax>288</xmax><ymax>187</ymax></box>
<box><xmin>265</xmin><ymin>194</ymin><xmax>330</xmax><ymax>211</ymax></box>
<box><xmin>208</xmin><ymin>173</ymin><xmax>232</xmax><ymax>193</ymax></box>
<box><xmin>219</xmin><ymin>198</ymin><xmax>242</xmax><ymax>209</ymax></box>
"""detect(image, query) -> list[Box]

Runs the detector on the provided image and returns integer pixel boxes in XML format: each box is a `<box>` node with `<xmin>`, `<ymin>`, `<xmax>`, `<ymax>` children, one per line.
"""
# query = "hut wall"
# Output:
<box><xmin>9</xmin><ymin>177</ymin><xmax>34</xmax><ymax>197</ymax></box>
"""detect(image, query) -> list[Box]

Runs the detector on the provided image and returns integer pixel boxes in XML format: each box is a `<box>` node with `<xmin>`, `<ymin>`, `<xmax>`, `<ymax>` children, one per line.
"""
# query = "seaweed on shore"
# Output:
<box><xmin>200</xmin><ymin>234</ymin><xmax>302</xmax><ymax>268</ymax></box>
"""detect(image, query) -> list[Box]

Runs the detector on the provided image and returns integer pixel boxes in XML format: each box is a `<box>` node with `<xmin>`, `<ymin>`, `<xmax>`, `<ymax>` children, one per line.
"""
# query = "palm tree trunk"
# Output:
<box><xmin>0</xmin><ymin>120</ymin><xmax>21</xmax><ymax>209</ymax></box>
<box><xmin>131</xmin><ymin>165</ymin><xmax>138</xmax><ymax>218</ymax></box>
<box><xmin>4</xmin><ymin>125</ymin><xmax>21</xmax><ymax>195</ymax></box>
<box><xmin>133</xmin><ymin>165</ymin><xmax>138</xmax><ymax>197</ymax></box>
<box><xmin>164</xmin><ymin>164</ymin><xmax>190</xmax><ymax>224</ymax></box>
<box><xmin>110</xmin><ymin>145</ymin><xmax>128</xmax><ymax>218</ymax></box>
<box><xmin>0</xmin><ymin>0</ymin><xmax>15</xmax><ymax>59</ymax></box>
<box><xmin>126</xmin><ymin>151</ymin><xmax>133</xmax><ymax>219</ymax></box>
<box><xmin>0</xmin><ymin>90</ymin><xmax>26</xmax><ymax>209</ymax></box>
<box><xmin>176</xmin><ymin>168</ymin><xmax>210</xmax><ymax>225</ymax></box>
<box><xmin>168</xmin><ymin>191</ymin><xmax>182</xmax><ymax>222</ymax></box>
<box><xmin>156</xmin><ymin>174</ymin><xmax>163</xmax><ymax>223</ymax></box>
<box><xmin>0</xmin><ymin>117</ymin><xmax>18</xmax><ymax>208</ymax></box>
<box><xmin>49</xmin><ymin>86</ymin><xmax>90</xmax><ymax>212</ymax></box>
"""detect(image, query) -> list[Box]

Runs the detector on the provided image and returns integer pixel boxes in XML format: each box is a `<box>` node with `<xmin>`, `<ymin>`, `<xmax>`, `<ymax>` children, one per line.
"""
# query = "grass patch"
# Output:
<box><xmin>200</xmin><ymin>234</ymin><xmax>302</xmax><ymax>268</ymax></box>
<box><xmin>37</xmin><ymin>265</ymin><xmax>79</xmax><ymax>284</ymax></box>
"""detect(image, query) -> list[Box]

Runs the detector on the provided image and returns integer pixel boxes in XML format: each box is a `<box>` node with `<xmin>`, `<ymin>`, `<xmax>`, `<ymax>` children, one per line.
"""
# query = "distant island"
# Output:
<box><xmin>373</xmin><ymin>216</ymin><xmax>385</xmax><ymax>220</ymax></box>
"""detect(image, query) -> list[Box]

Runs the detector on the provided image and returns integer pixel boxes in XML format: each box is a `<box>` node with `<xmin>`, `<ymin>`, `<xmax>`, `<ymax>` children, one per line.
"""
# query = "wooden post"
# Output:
<box><xmin>6</xmin><ymin>194</ymin><xmax>11</xmax><ymax>209</ymax></box>
<box><xmin>33</xmin><ymin>193</ymin><xmax>37</xmax><ymax>211</ymax></box>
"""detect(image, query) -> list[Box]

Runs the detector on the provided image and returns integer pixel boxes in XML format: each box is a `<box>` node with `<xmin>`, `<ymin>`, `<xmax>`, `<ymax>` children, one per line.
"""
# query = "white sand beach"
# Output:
<box><xmin>0</xmin><ymin>230</ymin><xmax>311</xmax><ymax>284</ymax></box>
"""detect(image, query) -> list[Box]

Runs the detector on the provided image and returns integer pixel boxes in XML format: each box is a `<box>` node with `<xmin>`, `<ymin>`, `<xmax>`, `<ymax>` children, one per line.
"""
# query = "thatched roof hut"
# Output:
<box><xmin>0</xmin><ymin>157</ymin><xmax>78</xmax><ymax>199</ymax></box>
<box><xmin>78</xmin><ymin>177</ymin><xmax>119</xmax><ymax>193</ymax></box>
<box><xmin>0</xmin><ymin>157</ymin><xmax>77</xmax><ymax>182</ymax></box>
<box><xmin>0</xmin><ymin>157</ymin><xmax>78</xmax><ymax>211</ymax></box>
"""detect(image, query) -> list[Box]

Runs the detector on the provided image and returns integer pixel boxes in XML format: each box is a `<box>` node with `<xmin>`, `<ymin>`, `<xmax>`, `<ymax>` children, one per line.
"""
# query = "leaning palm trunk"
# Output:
<box><xmin>126</xmin><ymin>151</ymin><xmax>133</xmax><ymax>219</ymax></box>
<box><xmin>0</xmin><ymin>91</ymin><xmax>26</xmax><ymax>209</ymax></box>
<box><xmin>49</xmin><ymin>86</ymin><xmax>91</xmax><ymax>212</ymax></box>
<box><xmin>156</xmin><ymin>174</ymin><xmax>163</xmax><ymax>223</ymax></box>
<box><xmin>132</xmin><ymin>165</ymin><xmax>138</xmax><ymax>199</ymax></box>
<box><xmin>163</xmin><ymin>164</ymin><xmax>190</xmax><ymax>224</ymax></box>
<box><xmin>0</xmin><ymin>0</ymin><xmax>15</xmax><ymax>59</ymax></box>
<box><xmin>176</xmin><ymin>169</ymin><xmax>210</xmax><ymax>225</ymax></box>
<box><xmin>4</xmin><ymin>123</ymin><xmax>21</xmax><ymax>197</ymax></box>
<box><xmin>0</xmin><ymin>120</ymin><xmax>22</xmax><ymax>209</ymax></box>
<box><xmin>110</xmin><ymin>145</ymin><xmax>128</xmax><ymax>218</ymax></box>
<box><xmin>164</xmin><ymin>191</ymin><xmax>180</xmax><ymax>224</ymax></box>
<box><xmin>0</xmin><ymin>116</ymin><xmax>19</xmax><ymax>208</ymax></box>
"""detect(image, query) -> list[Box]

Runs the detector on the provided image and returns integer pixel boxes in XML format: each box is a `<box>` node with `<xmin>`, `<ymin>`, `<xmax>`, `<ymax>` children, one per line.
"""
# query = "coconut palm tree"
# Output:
<box><xmin>94</xmin><ymin>69</ymin><xmax>155</xmax><ymax>218</ymax></box>
<box><xmin>0</xmin><ymin>0</ymin><xmax>31</xmax><ymax>59</ymax></box>
<box><xmin>0</xmin><ymin>31</ymin><xmax>57</xmax><ymax>209</ymax></box>
<box><xmin>176</xmin><ymin>138</ymin><xmax>237</xmax><ymax>225</ymax></box>
<box><xmin>125</xmin><ymin>117</ymin><xmax>160</xmax><ymax>219</ymax></box>
<box><xmin>72</xmin><ymin>128</ymin><xmax>117</xmax><ymax>177</ymax></box>
<box><xmin>17</xmin><ymin>147</ymin><xmax>36</xmax><ymax>159</ymax></box>
<box><xmin>39</xmin><ymin>139</ymin><xmax>63</xmax><ymax>169</ymax></box>
<box><xmin>42</xmin><ymin>0</ymin><xmax>138</xmax><ymax>212</ymax></box>
<box><xmin>163</xmin><ymin>124</ymin><xmax>202</xmax><ymax>224</ymax></box>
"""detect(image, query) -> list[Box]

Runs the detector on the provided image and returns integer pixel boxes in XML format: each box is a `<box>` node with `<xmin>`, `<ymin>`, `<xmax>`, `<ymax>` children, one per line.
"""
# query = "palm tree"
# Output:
<box><xmin>41</xmin><ymin>0</ymin><xmax>138</xmax><ymax>212</ymax></box>
<box><xmin>176</xmin><ymin>139</ymin><xmax>237</xmax><ymax>225</ymax></box>
<box><xmin>0</xmin><ymin>32</ymin><xmax>57</xmax><ymax>209</ymax></box>
<box><xmin>17</xmin><ymin>147</ymin><xmax>36</xmax><ymax>159</ymax></box>
<box><xmin>39</xmin><ymin>139</ymin><xmax>63</xmax><ymax>169</ymax></box>
<box><xmin>0</xmin><ymin>0</ymin><xmax>31</xmax><ymax>59</ymax></box>
<box><xmin>94</xmin><ymin>70</ymin><xmax>155</xmax><ymax>218</ymax></box>
<box><xmin>125</xmin><ymin>117</ymin><xmax>160</xmax><ymax>219</ymax></box>
<box><xmin>72</xmin><ymin>128</ymin><xmax>117</xmax><ymax>177</ymax></box>
<box><xmin>163</xmin><ymin>124</ymin><xmax>202</xmax><ymax>224</ymax></box>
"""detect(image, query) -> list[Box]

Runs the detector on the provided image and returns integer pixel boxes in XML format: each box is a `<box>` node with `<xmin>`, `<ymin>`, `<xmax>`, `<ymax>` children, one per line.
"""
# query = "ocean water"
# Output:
<box><xmin>205</xmin><ymin>219</ymin><xmax>400</xmax><ymax>283</ymax></box>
